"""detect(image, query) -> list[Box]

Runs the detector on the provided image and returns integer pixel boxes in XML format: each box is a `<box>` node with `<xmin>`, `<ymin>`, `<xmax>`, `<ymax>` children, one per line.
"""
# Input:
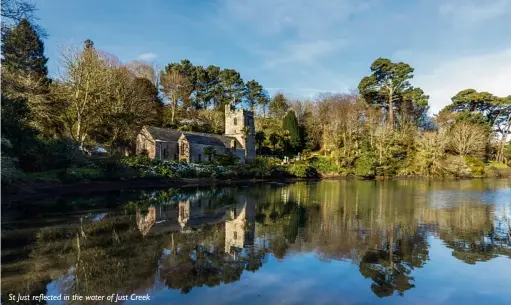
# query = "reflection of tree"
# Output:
<box><xmin>159</xmin><ymin>224</ymin><xmax>265</xmax><ymax>294</ymax></box>
<box><xmin>358</xmin><ymin>229</ymin><xmax>429</xmax><ymax>298</ymax></box>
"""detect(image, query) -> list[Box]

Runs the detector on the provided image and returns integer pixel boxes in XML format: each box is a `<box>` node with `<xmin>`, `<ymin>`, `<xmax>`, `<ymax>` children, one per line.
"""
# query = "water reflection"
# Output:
<box><xmin>2</xmin><ymin>179</ymin><xmax>511</xmax><ymax>304</ymax></box>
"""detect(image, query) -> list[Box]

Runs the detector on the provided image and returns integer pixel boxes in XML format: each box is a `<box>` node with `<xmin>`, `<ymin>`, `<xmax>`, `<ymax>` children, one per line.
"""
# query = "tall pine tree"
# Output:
<box><xmin>282</xmin><ymin>110</ymin><xmax>301</xmax><ymax>152</ymax></box>
<box><xmin>2</xmin><ymin>18</ymin><xmax>58</xmax><ymax>137</ymax></box>
<box><xmin>2</xmin><ymin>18</ymin><xmax>48</xmax><ymax>77</ymax></box>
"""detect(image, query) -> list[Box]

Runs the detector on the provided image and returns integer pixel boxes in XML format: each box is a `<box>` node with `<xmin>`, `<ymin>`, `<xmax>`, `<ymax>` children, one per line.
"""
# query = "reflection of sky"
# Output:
<box><xmin>428</xmin><ymin>188</ymin><xmax>511</xmax><ymax>209</ymax></box>
<box><xmin>123</xmin><ymin>237</ymin><xmax>511</xmax><ymax>305</ymax></box>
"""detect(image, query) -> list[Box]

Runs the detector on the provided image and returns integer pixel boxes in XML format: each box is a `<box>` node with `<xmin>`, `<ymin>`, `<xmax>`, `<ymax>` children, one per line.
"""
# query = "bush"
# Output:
<box><xmin>215</xmin><ymin>153</ymin><xmax>240</xmax><ymax>166</ymax></box>
<box><xmin>464</xmin><ymin>157</ymin><xmax>485</xmax><ymax>177</ymax></box>
<box><xmin>443</xmin><ymin>156</ymin><xmax>472</xmax><ymax>178</ymax></box>
<box><xmin>287</xmin><ymin>162</ymin><xmax>319</xmax><ymax>178</ymax></box>
<box><xmin>247</xmin><ymin>156</ymin><xmax>281</xmax><ymax>178</ymax></box>
<box><xmin>354</xmin><ymin>154</ymin><xmax>376</xmax><ymax>178</ymax></box>
<box><xmin>485</xmin><ymin>162</ymin><xmax>511</xmax><ymax>178</ymax></box>
<box><xmin>95</xmin><ymin>157</ymin><xmax>136</xmax><ymax>179</ymax></box>
<box><xmin>309</xmin><ymin>156</ymin><xmax>340</xmax><ymax>174</ymax></box>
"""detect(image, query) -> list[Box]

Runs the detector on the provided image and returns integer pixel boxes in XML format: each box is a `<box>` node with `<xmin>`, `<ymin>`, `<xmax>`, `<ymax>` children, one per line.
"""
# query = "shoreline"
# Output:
<box><xmin>2</xmin><ymin>177</ymin><xmax>312</xmax><ymax>204</ymax></box>
<box><xmin>4</xmin><ymin>173</ymin><xmax>509</xmax><ymax>205</ymax></box>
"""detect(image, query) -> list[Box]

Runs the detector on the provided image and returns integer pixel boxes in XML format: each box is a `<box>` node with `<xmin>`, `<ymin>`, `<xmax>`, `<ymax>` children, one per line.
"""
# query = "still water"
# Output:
<box><xmin>2</xmin><ymin>179</ymin><xmax>511</xmax><ymax>305</ymax></box>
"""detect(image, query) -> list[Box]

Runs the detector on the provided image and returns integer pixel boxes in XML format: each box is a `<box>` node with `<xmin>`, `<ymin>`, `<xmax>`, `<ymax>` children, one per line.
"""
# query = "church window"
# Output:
<box><xmin>233</xmin><ymin>118</ymin><xmax>237</xmax><ymax>125</ymax></box>
<box><xmin>234</xmin><ymin>231</ymin><xmax>237</xmax><ymax>240</ymax></box>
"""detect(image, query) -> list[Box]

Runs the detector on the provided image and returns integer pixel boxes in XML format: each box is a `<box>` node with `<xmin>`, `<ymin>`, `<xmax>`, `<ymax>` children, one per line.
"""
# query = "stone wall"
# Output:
<box><xmin>189</xmin><ymin>142</ymin><xmax>227</xmax><ymax>163</ymax></box>
<box><xmin>224</xmin><ymin>105</ymin><xmax>257</xmax><ymax>162</ymax></box>
<box><xmin>178</xmin><ymin>138</ymin><xmax>190</xmax><ymax>162</ymax></box>
<box><xmin>136</xmin><ymin>129</ymin><xmax>156</xmax><ymax>159</ymax></box>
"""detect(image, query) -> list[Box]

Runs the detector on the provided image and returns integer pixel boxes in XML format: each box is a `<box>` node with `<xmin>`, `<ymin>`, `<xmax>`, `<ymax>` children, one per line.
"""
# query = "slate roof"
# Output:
<box><xmin>143</xmin><ymin>126</ymin><xmax>241</xmax><ymax>148</ymax></box>
<box><xmin>144</xmin><ymin>126</ymin><xmax>182</xmax><ymax>142</ymax></box>
<box><xmin>182</xmin><ymin>131</ymin><xmax>239</xmax><ymax>147</ymax></box>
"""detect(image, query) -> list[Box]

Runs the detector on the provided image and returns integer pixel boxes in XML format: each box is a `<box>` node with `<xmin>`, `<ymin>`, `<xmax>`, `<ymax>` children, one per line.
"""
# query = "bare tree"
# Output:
<box><xmin>448</xmin><ymin>122</ymin><xmax>487</xmax><ymax>157</ymax></box>
<box><xmin>413</xmin><ymin>131</ymin><xmax>448</xmax><ymax>176</ymax></box>
<box><xmin>54</xmin><ymin>43</ymin><xmax>111</xmax><ymax>149</ymax></box>
<box><xmin>161</xmin><ymin>70</ymin><xmax>187</xmax><ymax>124</ymax></box>
<box><xmin>125</xmin><ymin>60</ymin><xmax>160</xmax><ymax>87</ymax></box>
<box><xmin>1</xmin><ymin>0</ymin><xmax>36</xmax><ymax>23</ymax></box>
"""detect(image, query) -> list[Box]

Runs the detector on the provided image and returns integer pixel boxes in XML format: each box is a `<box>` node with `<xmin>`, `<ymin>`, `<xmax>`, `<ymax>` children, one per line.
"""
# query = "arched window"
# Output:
<box><xmin>233</xmin><ymin>118</ymin><xmax>237</xmax><ymax>125</ymax></box>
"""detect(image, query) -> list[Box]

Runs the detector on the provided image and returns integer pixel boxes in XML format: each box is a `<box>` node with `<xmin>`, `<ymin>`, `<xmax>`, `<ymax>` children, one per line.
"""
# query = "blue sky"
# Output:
<box><xmin>36</xmin><ymin>0</ymin><xmax>511</xmax><ymax>114</ymax></box>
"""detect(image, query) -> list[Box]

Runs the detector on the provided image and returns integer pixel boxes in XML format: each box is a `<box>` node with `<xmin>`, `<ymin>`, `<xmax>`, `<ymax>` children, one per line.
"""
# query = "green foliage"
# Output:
<box><xmin>245</xmin><ymin>80</ymin><xmax>269</xmax><ymax>112</ymax></box>
<box><xmin>203</xmin><ymin>146</ymin><xmax>216</xmax><ymax>163</ymax></box>
<box><xmin>443</xmin><ymin>156</ymin><xmax>472</xmax><ymax>178</ymax></box>
<box><xmin>354</xmin><ymin>153</ymin><xmax>376</xmax><ymax>178</ymax></box>
<box><xmin>269</xmin><ymin>93</ymin><xmax>289</xmax><ymax>118</ymax></box>
<box><xmin>287</xmin><ymin>162</ymin><xmax>319</xmax><ymax>178</ymax></box>
<box><xmin>464</xmin><ymin>157</ymin><xmax>485</xmax><ymax>177</ymax></box>
<box><xmin>282</xmin><ymin>110</ymin><xmax>301</xmax><ymax>151</ymax></box>
<box><xmin>309</xmin><ymin>156</ymin><xmax>340</xmax><ymax>174</ymax></box>
<box><xmin>247</xmin><ymin>156</ymin><xmax>281</xmax><ymax>178</ymax></box>
<box><xmin>1</xmin><ymin>18</ymin><xmax>48</xmax><ymax>77</ymax></box>
<box><xmin>484</xmin><ymin>162</ymin><xmax>511</xmax><ymax>178</ymax></box>
<box><xmin>215</xmin><ymin>153</ymin><xmax>240</xmax><ymax>166</ymax></box>
<box><xmin>358</xmin><ymin>58</ymin><xmax>429</xmax><ymax>128</ymax></box>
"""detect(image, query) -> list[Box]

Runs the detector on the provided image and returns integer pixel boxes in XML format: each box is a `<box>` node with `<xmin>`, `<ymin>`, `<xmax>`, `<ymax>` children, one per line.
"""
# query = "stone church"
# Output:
<box><xmin>136</xmin><ymin>102</ymin><xmax>256</xmax><ymax>163</ymax></box>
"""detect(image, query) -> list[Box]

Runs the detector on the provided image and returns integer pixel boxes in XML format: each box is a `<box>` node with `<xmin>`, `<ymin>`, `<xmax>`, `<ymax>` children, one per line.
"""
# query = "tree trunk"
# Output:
<box><xmin>388</xmin><ymin>89</ymin><xmax>395</xmax><ymax>129</ymax></box>
<box><xmin>171</xmin><ymin>98</ymin><xmax>176</xmax><ymax>124</ymax></box>
<box><xmin>497</xmin><ymin>113</ymin><xmax>511</xmax><ymax>163</ymax></box>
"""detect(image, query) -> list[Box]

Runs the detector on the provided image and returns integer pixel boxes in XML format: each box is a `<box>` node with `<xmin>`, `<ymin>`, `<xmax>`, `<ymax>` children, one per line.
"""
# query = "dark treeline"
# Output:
<box><xmin>1</xmin><ymin>0</ymin><xmax>511</xmax><ymax>187</ymax></box>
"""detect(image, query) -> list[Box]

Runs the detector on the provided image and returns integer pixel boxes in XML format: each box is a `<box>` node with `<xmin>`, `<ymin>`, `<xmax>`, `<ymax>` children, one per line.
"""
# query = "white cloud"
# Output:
<box><xmin>412</xmin><ymin>47</ymin><xmax>511</xmax><ymax>114</ymax></box>
<box><xmin>137</xmin><ymin>52</ymin><xmax>158</xmax><ymax>61</ymax></box>
<box><xmin>439</xmin><ymin>0</ymin><xmax>511</xmax><ymax>26</ymax></box>
<box><xmin>261</xmin><ymin>39</ymin><xmax>348</xmax><ymax>69</ymax></box>
<box><xmin>221</xmin><ymin>0</ymin><xmax>370</xmax><ymax>39</ymax></box>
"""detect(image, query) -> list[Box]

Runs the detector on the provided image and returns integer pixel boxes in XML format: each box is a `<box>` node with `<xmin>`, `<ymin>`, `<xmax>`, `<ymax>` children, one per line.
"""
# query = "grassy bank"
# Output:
<box><xmin>3</xmin><ymin>154</ymin><xmax>510</xmax><ymax>203</ymax></box>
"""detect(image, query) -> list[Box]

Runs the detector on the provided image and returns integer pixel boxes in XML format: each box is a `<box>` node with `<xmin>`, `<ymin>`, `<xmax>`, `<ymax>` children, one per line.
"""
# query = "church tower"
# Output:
<box><xmin>225</xmin><ymin>101</ymin><xmax>256</xmax><ymax>161</ymax></box>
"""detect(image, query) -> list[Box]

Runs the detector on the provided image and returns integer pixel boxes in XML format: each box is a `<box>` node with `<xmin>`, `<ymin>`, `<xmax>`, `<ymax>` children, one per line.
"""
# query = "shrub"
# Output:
<box><xmin>354</xmin><ymin>154</ymin><xmax>376</xmax><ymax>178</ymax></box>
<box><xmin>287</xmin><ymin>162</ymin><xmax>319</xmax><ymax>178</ymax></box>
<box><xmin>247</xmin><ymin>156</ymin><xmax>281</xmax><ymax>178</ymax></box>
<box><xmin>216</xmin><ymin>153</ymin><xmax>239</xmax><ymax>166</ymax></box>
<box><xmin>309</xmin><ymin>156</ymin><xmax>340</xmax><ymax>174</ymax></box>
<box><xmin>464</xmin><ymin>157</ymin><xmax>485</xmax><ymax>177</ymax></box>
<box><xmin>443</xmin><ymin>156</ymin><xmax>472</xmax><ymax>178</ymax></box>
<box><xmin>485</xmin><ymin>162</ymin><xmax>511</xmax><ymax>178</ymax></box>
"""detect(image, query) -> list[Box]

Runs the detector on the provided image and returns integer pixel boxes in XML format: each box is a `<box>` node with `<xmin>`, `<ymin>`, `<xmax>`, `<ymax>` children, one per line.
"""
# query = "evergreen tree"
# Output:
<box><xmin>269</xmin><ymin>93</ymin><xmax>289</xmax><ymax>118</ymax></box>
<box><xmin>282</xmin><ymin>110</ymin><xmax>301</xmax><ymax>152</ymax></box>
<box><xmin>1</xmin><ymin>18</ymin><xmax>55</xmax><ymax>137</ymax></box>
<box><xmin>2</xmin><ymin>18</ymin><xmax>48</xmax><ymax>77</ymax></box>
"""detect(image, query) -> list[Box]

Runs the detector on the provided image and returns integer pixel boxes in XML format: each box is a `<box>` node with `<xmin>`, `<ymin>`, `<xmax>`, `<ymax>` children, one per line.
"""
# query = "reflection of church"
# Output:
<box><xmin>224</xmin><ymin>196</ymin><xmax>256</xmax><ymax>256</ymax></box>
<box><xmin>135</xmin><ymin>190</ymin><xmax>256</xmax><ymax>257</ymax></box>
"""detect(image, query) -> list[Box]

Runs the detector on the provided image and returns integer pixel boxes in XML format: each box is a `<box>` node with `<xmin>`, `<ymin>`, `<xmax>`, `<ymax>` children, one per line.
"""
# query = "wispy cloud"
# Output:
<box><xmin>260</xmin><ymin>39</ymin><xmax>348</xmax><ymax>69</ymax></box>
<box><xmin>439</xmin><ymin>0</ymin><xmax>511</xmax><ymax>26</ymax></box>
<box><xmin>220</xmin><ymin>0</ymin><xmax>371</xmax><ymax>38</ymax></box>
<box><xmin>405</xmin><ymin>47</ymin><xmax>511</xmax><ymax>114</ymax></box>
<box><xmin>137</xmin><ymin>52</ymin><xmax>158</xmax><ymax>61</ymax></box>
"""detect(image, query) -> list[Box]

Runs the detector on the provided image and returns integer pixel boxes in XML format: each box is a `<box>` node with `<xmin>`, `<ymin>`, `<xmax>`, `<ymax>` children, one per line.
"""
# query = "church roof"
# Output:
<box><xmin>182</xmin><ymin>131</ymin><xmax>239</xmax><ymax>147</ymax></box>
<box><xmin>144</xmin><ymin>126</ymin><xmax>182</xmax><ymax>142</ymax></box>
<box><xmin>142</xmin><ymin>126</ymin><xmax>241</xmax><ymax>148</ymax></box>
